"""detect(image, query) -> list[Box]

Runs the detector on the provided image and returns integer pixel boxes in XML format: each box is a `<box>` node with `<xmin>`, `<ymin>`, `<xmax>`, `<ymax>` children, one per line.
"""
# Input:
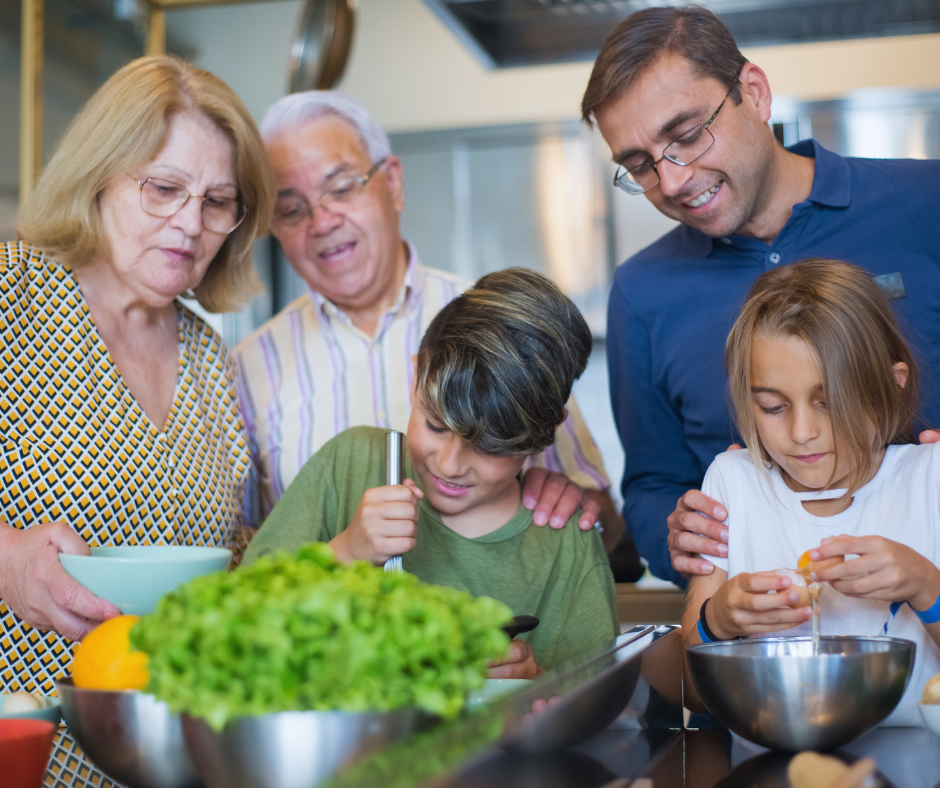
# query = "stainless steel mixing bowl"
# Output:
<box><xmin>56</xmin><ymin>678</ymin><xmax>202</xmax><ymax>788</ymax></box>
<box><xmin>686</xmin><ymin>636</ymin><xmax>914</xmax><ymax>752</ymax></box>
<box><xmin>182</xmin><ymin>707</ymin><xmax>432</xmax><ymax>788</ymax></box>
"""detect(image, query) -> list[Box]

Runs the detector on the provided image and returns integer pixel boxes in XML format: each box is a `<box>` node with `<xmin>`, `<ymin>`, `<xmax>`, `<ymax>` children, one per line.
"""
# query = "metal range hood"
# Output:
<box><xmin>422</xmin><ymin>0</ymin><xmax>940</xmax><ymax>68</ymax></box>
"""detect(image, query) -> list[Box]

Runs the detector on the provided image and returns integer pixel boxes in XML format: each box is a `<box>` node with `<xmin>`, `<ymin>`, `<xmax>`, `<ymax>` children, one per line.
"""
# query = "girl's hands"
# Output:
<box><xmin>329</xmin><ymin>479</ymin><xmax>424</xmax><ymax>565</ymax></box>
<box><xmin>810</xmin><ymin>535</ymin><xmax>940</xmax><ymax>613</ymax></box>
<box><xmin>706</xmin><ymin>570</ymin><xmax>813</xmax><ymax>640</ymax></box>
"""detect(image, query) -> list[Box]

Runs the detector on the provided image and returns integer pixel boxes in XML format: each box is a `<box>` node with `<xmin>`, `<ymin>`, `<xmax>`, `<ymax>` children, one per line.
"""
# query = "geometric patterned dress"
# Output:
<box><xmin>0</xmin><ymin>242</ymin><xmax>252</xmax><ymax>787</ymax></box>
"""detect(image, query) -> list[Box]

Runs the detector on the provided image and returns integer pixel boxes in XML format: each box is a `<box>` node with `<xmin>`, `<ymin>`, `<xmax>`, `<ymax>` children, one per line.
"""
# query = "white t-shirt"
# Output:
<box><xmin>705</xmin><ymin>443</ymin><xmax>940</xmax><ymax>726</ymax></box>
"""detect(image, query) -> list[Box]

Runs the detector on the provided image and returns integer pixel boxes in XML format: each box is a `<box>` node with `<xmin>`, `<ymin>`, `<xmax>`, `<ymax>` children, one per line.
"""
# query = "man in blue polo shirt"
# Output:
<box><xmin>582</xmin><ymin>6</ymin><xmax>940</xmax><ymax>585</ymax></box>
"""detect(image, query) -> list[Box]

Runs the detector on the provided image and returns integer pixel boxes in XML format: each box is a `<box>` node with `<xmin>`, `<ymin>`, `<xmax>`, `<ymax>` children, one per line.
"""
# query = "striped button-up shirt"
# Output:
<box><xmin>233</xmin><ymin>247</ymin><xmax>610</xmax><ymax>525</ymax></box>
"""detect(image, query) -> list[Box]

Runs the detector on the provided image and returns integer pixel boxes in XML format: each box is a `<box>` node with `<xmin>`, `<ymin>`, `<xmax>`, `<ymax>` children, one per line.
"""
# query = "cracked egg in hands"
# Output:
<box><xmin>773</xmin><ymin>551</ymin><xmax>845</xmax><ymax>607</ymax></box>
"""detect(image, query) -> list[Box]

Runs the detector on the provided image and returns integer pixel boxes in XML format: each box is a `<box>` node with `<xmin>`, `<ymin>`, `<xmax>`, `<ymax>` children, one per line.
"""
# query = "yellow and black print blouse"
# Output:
<box><xmin>0</xmin><ymin>242</ymin><xmax>252</xmax><ymax>696</ymax></box>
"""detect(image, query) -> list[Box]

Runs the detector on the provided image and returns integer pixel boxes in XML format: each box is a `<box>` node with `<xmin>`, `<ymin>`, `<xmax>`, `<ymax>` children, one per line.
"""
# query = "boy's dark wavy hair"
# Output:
<box><xmin>415</xmin><ymin>268</ymin><xmax>592</xmax><ymax>457</ymax></box>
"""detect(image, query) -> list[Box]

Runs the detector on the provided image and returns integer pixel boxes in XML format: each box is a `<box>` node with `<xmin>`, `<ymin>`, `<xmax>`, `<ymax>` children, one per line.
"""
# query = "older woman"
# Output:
<box><xmin>1</xmin><ymin>56</ymin><xmax>273</xmax><ymax>786</ymax></box>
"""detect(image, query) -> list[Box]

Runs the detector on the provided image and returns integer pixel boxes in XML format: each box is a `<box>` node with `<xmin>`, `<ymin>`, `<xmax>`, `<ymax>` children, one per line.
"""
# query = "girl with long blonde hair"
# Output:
<box><xmin>680</xmin><ymin>258</ymin><xmax>940</xmax><ymax>727</ymax></box>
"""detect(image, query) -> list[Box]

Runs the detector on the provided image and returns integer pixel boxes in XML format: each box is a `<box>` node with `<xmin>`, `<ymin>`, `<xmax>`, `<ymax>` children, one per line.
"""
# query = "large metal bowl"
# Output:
<box><xmin>56</xmin><ymin>678</ymin><xmax>201</xmax><ymax>788</ymax></box>
<box><xmin>686</xmin><ymin>636</ymin><xmax>914</xmax><ymax>752</ymax></box>
<box><xmin>182</xmin><ymin>707</ymin><xmax>433</xmax><ymax>788</ymax></box>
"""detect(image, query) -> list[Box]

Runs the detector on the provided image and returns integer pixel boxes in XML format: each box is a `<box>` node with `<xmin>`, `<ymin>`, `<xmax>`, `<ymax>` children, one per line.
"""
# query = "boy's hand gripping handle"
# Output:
<box><xmin>383</xmin><ymin>430</ymin><xmax>405</xmax><ymax>573</ymax></box>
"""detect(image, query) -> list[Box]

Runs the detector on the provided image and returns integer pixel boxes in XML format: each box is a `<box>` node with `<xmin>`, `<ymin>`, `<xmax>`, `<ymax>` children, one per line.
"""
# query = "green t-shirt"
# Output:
<box><xmin>244</xmin><ymin>426</ymin><xmax>620</xmax><ymax>669</ymax></box>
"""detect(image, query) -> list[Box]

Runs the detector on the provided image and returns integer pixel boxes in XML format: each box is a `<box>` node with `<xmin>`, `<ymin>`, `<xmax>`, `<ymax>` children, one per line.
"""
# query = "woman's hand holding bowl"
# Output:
<box><xmin>0</xmin><ymin>521</ymin><xmax>120</xmax><ymax>641</ymax></box>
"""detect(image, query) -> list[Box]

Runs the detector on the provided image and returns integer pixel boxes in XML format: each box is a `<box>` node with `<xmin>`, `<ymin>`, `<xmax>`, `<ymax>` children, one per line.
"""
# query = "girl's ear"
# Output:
<box><xmin>892</xmin><ymin>362</ymin><xmax>909</xmax><ymax>390</ymax></box>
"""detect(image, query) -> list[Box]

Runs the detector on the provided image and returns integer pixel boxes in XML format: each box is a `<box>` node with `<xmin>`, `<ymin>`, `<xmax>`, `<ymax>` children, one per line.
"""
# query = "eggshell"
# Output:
<box><xmin>775</xmin><ymin>568</ymin><xmax>812</xmax><ymax>608</ymax></box>
<box><xmin>3</xmin><ymin>691</ymin><xmax>43</xmax><ymax>713</ymax></box>
<box><xmin>798</xmin><ymin>551</ymin><xmax>845</xmax><ymax>584</ymax></box>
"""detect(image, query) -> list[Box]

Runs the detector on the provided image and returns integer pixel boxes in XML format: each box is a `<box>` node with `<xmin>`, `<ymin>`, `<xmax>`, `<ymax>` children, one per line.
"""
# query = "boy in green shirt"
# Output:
<box><xmin>244</xmin><ymin>269</ymin><xmax>620</xmax><ymax>675</ymax></box>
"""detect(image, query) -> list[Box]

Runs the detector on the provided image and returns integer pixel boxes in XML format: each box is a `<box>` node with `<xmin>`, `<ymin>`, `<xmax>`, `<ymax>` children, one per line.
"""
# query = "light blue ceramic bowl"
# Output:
<box><xmin>60</xmin><ymin>546</ymin><xmax>232</xmax><ymax>616</ymax></box>
<box><xmin>0</xmin><ymin>693</ymin><xmax>62</xmax><ymax>725</ymax></box>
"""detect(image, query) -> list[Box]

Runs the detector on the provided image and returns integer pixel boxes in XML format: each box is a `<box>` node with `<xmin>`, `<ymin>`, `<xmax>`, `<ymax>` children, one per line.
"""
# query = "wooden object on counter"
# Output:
<box><xmin>616</xmin><ymin>583</ymin><xmax>684</xmax><ymax>625</ymax></box>
<box><xmin>20</xmin><ymin>0</ymin><xmax>42</xmax><ymax>203</ymax></box>
<box><xmin>145</xmin><ymin>2</ymin><xmax>166</xmax><ymax>56</ymax></box>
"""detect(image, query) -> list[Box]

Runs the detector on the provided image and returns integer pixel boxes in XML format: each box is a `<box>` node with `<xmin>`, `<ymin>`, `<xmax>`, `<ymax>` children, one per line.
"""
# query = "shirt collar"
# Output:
<box><xmin>702</xmin><ymin>138</ymin><xmax>851</xmax><ymax>255</ymax></box>
<box><xmin>791</xmin><ymin>139</ymin><xmax>851</xmax><ymax>209</ymax></box>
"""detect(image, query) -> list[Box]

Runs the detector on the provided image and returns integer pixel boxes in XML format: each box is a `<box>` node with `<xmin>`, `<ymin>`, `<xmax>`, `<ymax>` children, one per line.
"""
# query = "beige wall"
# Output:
<box><xmin>343</xmin><ymin>0</ymin><xmax>940</xmax><ymax>132</ymax></box>
<box><xmin>169</xmin><ymin>0</ymin><xmax>940</xmax><ymax>135</ymax></box>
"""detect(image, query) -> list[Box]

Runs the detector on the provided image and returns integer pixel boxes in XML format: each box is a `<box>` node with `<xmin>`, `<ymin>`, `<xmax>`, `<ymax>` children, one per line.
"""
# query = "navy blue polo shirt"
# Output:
<box><xmin>608</xmin><ymin>140</ymin><xmax>940</xmax><ymax>584</ymax></box>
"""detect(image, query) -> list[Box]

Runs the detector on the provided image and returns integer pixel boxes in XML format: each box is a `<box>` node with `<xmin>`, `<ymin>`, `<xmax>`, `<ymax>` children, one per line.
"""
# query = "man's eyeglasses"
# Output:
<box><xmin>272</xmin><ymin>157</ymin><xmax>389</xmax><ymax>228</ymax></box>
<box><xmin>613</xmin><ymin>86</ymin><xmax>735</xmax><ymax>196</ymax></box>
<box><xmin>130</xmin><ymin>175</ymin><xmax>247</xmax><ymax>234</ymax></box>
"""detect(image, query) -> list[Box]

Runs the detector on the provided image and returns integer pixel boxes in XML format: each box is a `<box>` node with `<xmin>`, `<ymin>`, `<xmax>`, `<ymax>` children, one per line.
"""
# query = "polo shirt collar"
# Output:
<box><xmin>705</xmin><ymin>138</ymin><xmax>852</xmax><ymax>255</ymax></box>
<box><xmin>792</xmin><ymin>139</ymin><xmax>851</xmax><ymax>209</ymax></box>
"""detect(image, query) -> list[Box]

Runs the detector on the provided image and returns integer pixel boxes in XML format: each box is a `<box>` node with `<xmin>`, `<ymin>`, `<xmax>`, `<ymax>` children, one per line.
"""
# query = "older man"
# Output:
<box><xmin>582</xmin><ymin>6</ymin><xmax>940</xmax><ymax>584</ymax></box>
<box><xmin>233</xmin><ymin>92</ymin><xmax>629</xmax><ymax>558</ymax></box>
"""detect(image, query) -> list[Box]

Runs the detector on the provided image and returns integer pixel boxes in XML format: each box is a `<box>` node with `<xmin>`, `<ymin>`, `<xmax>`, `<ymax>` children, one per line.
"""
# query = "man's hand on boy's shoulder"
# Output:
<box><xmin>523</xmin><ymin>467</ymin><xmax>593</xmax><ymax>528</ymax></box>
<box><xmin>522</xmin><ymin>468</ymin><xmax>625</xmax><ymax>552</ymax></box>
<box><xmin>329</xmin><ymin>479</ymin><xmax>423</xmax><ymax>565</ymax></box>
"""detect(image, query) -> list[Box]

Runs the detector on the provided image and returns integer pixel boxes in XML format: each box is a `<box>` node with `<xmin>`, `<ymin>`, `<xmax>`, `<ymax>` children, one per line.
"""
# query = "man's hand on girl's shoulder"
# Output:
<box><xmin>668</xmin><ymin>443</ymin><xmax>744</xmax><ymax>577</ymax></box>
<box><xmin>668</xmin><ymin>489</ymin><xmax>729</xmax><ymax>577</ymax></box>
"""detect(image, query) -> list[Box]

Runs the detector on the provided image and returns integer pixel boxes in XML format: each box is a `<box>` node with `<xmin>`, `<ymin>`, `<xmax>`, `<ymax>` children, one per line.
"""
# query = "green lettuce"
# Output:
<box><xmin>130</xmin><ymin>543</ymin><xmax>512</xmax><ymax>729</ymax></box>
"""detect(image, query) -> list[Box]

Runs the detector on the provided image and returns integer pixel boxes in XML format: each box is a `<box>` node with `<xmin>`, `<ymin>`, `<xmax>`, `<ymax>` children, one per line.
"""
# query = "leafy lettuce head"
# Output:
<box><xmin>130</xmin><ymin>543</ymin><xmax>512</xmax><ymax>729</ymax></box>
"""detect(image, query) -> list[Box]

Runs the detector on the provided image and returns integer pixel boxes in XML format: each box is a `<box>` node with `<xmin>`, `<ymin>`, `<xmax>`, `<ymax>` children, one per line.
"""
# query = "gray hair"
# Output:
<box><xmin>259</xmin><ymin>91</ymin><xmax>391</xmax><ymax>163</ymax></box>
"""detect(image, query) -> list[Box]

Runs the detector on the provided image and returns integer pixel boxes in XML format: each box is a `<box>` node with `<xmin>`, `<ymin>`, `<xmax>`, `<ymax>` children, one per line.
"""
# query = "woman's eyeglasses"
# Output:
<box><xmin>130</xmin><ymin>175</ymin><xmax>247</xmax><ymax>234</ymax></box>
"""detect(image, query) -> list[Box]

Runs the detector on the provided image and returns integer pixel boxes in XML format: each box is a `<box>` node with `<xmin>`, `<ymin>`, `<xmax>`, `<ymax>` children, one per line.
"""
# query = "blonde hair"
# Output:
<box><xmin>726</xmin><ymin>259</ymin><xmax>919</xmax><ymax>496</ymax></box>
<box><xmin>415</xmin><ymin>268</ymin><xmax>592</xmax><ymax>457</ymax></box>
<box><xmin>17</xmin><ymin>56</ymin><xmax>275</xmax><ymax>313</ymax></box>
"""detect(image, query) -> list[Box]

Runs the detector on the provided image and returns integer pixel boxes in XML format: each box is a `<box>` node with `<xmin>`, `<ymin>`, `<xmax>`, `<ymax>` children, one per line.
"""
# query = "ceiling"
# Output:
<box><xmin>423</xmin><ymin>0</ymin><xmax>940</xmax><ymax>67</ymax></box>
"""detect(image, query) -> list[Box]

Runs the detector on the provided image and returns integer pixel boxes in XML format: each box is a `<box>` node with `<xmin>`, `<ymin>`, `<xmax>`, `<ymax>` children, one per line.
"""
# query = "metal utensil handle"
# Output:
<box><xmin>385</xmin><ymin>430</ymin><xmax>404</xmax><ymax>486</ymax></box>
<box><xmin>384</xmin><ymin>431</ymin><xmax>405</xmax><ymax>573</ymax></box>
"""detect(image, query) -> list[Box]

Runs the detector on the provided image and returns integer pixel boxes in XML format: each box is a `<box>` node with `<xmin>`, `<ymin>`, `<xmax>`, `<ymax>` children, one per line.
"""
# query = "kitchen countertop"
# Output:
<box><xmin>439</xmin><ymin>725</ymin><xmax>940</xmax><ymax>788</ymax></box>
<box><xmin>45</xmin><ymin>625</ymin><xmax>940</xmax><ymax>788</ymax></box>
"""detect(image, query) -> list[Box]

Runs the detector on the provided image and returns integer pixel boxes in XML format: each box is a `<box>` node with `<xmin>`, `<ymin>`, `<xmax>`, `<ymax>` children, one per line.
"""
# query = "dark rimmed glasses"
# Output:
<box><xmin>130</xmin><ymin>175</ymin><xmax>247</xmax><ymax>234</ymax></box>
<box><xmin>613</xmin><ymin>86</ymin><xmax>735</xmax><ymax>195</ymax></box>
<box><xmin>272</xmin><ymin>157</ymin><xmax>389</xmax><ymax>228</ymax></box>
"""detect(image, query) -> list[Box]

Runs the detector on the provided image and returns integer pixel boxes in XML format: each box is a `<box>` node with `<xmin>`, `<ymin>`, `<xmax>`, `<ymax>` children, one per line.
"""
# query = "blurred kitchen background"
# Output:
<box><xmin>3</xmin><ymin>0</ymin><xmax>940</xmax><ymax>513</ymax></box>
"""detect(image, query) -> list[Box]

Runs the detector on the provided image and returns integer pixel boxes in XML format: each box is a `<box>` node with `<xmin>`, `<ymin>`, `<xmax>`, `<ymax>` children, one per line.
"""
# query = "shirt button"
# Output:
<box><xmin>721</xmin><ymin>237</ymin><xmax>732</xmax><ymax>245</ymax></box>
<box><xmin>769</xmin><ymin>252</ymin><xmax>781</xmax><ymax>264</ymax></box>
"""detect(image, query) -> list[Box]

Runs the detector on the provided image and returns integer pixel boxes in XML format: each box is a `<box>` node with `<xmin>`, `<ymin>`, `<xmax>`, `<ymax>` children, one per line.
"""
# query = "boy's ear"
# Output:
<box><xmin>557</xmin><ymin>407</ymin><xmax>568</xmax><ymax>427</ymax></box>
<box><xmin>893</xmin><ymin>362</ymin><xmax>909</xmax><ymax>390</ymax></box>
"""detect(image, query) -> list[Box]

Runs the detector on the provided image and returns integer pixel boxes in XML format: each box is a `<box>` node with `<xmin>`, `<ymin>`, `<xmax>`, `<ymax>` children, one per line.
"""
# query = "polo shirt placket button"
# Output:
<box><xmin>769</xmin><ymin>252</ymin><xmax>781</xmax><ymax>264</ymax></box>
